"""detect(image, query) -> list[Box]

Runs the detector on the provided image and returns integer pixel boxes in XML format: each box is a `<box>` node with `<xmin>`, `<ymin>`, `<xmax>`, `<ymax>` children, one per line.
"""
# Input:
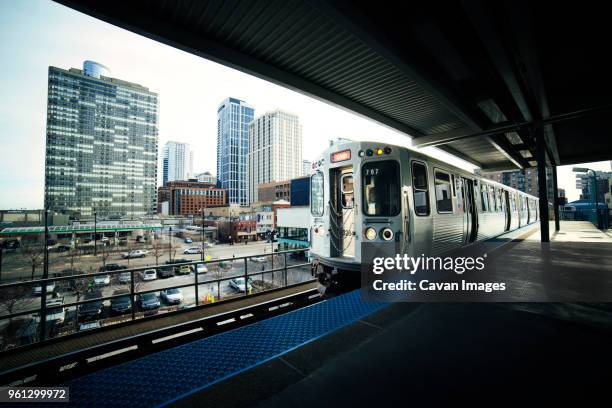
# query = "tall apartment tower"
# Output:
<box><xmin>162</xmin><ymin>141</ymin><xmax>193</xmax><ymax>185</ymax></box>
<box><xmin>247</xmin><ymin>110</ymin><xmax>303</xmax><ymax>204</ymax></box>
<box><xmin>44</xmin><ymin>61</ymin><xmax>159</xmax><ymax>218</ymax></box>
<box><xmin>217</xmin><ymin>98</ymin><xmax>255</xmax><ymax>206</ymax></box>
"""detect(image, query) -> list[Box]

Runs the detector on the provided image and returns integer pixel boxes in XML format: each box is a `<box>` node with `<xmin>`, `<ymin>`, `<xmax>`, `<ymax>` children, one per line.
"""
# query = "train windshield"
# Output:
<box><xmin>362</xmin><ymin>160</ymin><xmax>400</xmax><ymax>216</ymax></box>
<box><xmin>311</xmin><ymin>171</ymin><xmax>324</xmax><ymax>216</ymax></box>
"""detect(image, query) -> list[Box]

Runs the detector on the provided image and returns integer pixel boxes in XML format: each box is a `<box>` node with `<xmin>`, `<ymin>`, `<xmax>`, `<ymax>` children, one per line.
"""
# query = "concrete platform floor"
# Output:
<box><xmin>174</xmin><ymin>301</ymin><xmax>612</xmax><ymax>407</ymax></box>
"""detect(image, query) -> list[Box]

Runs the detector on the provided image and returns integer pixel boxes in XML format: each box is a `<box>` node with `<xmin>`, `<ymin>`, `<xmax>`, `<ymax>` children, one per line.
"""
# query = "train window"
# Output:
<box><xmin>362</xmin><ymin>160</ymin><xmax>400</xmax><ymax>216</ymax></box>
<box><xmin>434</xmin><ymin>170</ymin><xmax>453</xmax><ymax>213</ymax></box>
<box><xmin>451</xmin><ymin>174</ymin><xmax>456</xmax><ymax>197</ymax></box>
<box><xmin>310</xmin><ymin>171</ymin><xmax>324</xmax><ymax>216</ymax></box>
<box><xmin>341</xmin><ymin>173</ymin><xmax>354</xmax><ymax>208</ymax></box>
<box><xmin>488</xmin><ymin>186</ymin><xmax>496</xmax><ymax>212</ymax></box>
<box><xmin>480</xmin><ymin>184</ymin><xmax>489</xmax><ymax>212</ymax></box>
<box><xmin>411</xmin><ymin>161</ymin><xmax>430</xmax><ymax>216</ymax></box>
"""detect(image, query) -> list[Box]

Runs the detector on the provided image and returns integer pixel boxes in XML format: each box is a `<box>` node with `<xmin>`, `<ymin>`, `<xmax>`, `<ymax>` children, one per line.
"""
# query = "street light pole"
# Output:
<box><xmin>169</xmin><ymin>226</ymin><xmax>173</xmax><ymax>262</ymax></box>
<box><xmin>93</xmin><ymin>211</ymin><xmax>97</xmax><ymax>257</ymax></box>
<box><xmin>201</xmin><ymin>207</ymin><xmax>205</xmax><ymax>262</ymax></box>
<box><xmin>40</xmin><ymin>208</ymin><xmax>49</xmax><ymax>341</ymax></box>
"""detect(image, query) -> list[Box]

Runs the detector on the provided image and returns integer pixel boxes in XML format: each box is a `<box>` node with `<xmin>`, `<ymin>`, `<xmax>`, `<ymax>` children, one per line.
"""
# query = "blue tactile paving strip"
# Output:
<box><xmin>49</xmin><ymin>290</ymin><xmax>386</xmax><ymax>408</ymax></box>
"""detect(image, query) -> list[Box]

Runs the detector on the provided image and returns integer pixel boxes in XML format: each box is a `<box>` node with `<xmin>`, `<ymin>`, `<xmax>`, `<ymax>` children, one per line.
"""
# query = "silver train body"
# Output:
<box><xmin>309</xmin><ymin>140</ymin><xmax>539</xmax><ymax>279</ymax></box>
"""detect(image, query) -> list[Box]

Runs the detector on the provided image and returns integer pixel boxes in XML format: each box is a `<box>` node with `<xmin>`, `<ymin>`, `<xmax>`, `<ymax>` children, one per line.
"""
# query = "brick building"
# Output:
<box><xmin>157</xmin><ymin>181</ymin><xmax>227</xmax><ymax>216</ymax></box>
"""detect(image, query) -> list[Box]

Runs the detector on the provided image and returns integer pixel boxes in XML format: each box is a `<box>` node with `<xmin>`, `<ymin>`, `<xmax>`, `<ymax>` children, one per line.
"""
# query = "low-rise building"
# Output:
<box><xmin>157</xmin><ymin>180</ymin><xmax>227</xmax><ymax>216</ymax></box>
<box><xmin>257</xmin><ymin>180</ymin><xmax>291</xmax><ymax>202</ymax></box>
<box><xmin>276</xmin><ymin>207</ymin><xmax>310</xmax><ymax>251</ymax></box>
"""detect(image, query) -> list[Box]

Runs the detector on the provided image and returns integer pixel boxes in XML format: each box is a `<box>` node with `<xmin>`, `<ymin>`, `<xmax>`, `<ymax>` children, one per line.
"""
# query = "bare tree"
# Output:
<box><xmin>19</xmin><ymin>241</ymin><xmax>44</xmax><ymax>280</ymax></box>
<box><xmin>150</xmin><ymin>240</ymin><xmax>166</xmax><ymax>266</ymax></box>
<box><xmin>125</xmin><ymin>240</ymin><xmax>134</xmax><ymax>268</ymax></box>
<box><xmin>67</xmin><ymin>248</ymin><xmax>79</xmax><ymax>270</ymax></box>
<box><xmin>0</xmin><ymin>285</ymin><xmax>31</xmax><ymax>319</ymax></box>
<box><xmin>99</xmin><ymin>242</ymin><xmax>114</xmax><ymax>269</ymax></box>
<box><xmin>0</xmin><ymin>285</ymin><xmax>32</xmax><ymax>348</ymax></box>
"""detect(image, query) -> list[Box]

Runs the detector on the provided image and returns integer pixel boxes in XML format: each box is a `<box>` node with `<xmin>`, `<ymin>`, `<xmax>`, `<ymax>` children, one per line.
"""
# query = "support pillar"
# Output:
<box><xmin>552</xmin><ymin>165</ymin><xmax>560</xmax><ymax>232</ymax></box>
<box><xmin>535</xmin><ymin>125</ymin><xmax>550</xmax><ymax>242</ymax></box>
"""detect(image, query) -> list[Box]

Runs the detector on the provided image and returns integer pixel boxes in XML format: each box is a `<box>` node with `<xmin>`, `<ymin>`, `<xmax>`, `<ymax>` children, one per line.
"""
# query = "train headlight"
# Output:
<box><xmin>364</xmin><ymin>227</ymin><xmax>377</xmax><ymax>240</ymax></box>
<box><xmin>358</xmin><ymin>150</ymin><xmax>365</xmax><ymax>157</ymax></box>
<box><xmin>384</xmin><ymin>146</ymin><xmax>392</xmax><ymax>154</ymax></box>
<box><xmin>376</xmin><ymin>148</ymin><xmax>383</xmax><ymax>155</ymax></box>
<box><xmin>366</xmin><ymin>149</ymin><xmax>373</xmax><ymax>157</ymax></box>
<box><xmin>381</xmin><ymin>228</ymin><xmax>394</xmax><ymax>241</ymax></box>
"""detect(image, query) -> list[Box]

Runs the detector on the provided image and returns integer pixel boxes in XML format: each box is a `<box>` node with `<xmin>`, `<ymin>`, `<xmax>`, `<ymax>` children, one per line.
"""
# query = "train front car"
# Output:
<box><xmin>310</xmin><ymin>140</ymin><xmax>404</xmax><ymax>290</ymax></box>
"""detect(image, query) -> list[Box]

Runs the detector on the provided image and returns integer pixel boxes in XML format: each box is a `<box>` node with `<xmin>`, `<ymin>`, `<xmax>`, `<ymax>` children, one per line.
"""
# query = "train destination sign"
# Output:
<box><xmin>330</xmin><ymin>149</ymin><xmax>351</xmax><ymax>163</ymax></box>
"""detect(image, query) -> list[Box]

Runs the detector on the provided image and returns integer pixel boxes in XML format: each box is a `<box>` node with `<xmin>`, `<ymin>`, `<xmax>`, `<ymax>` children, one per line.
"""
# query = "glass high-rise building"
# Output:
<box><xmin>45</xmin><ymin>61</ymin><xmax>159</xmax><ymax>218</ymax></box>
<box><xmin>247</xmin><ymin>110</ymin><xmax>303</xmax><ymax>204</ymax></box>
<box><xmin>217</xmin><ymin>98</ymin><xmax>254</xmax><ymax>206</ymax></box>
<box><xmin>162</xmin><ymin>141</ymin><xmax>193</xmax><ymax>185</ymax></box>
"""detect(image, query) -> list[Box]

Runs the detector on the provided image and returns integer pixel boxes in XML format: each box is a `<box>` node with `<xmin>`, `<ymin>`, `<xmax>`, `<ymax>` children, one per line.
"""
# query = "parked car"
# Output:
<box><xmin>100</xmin><ymin>263</ymin><xmax>127</xmax><ymax>272</ymax></box>
<box><xmin>183</xmin><ymin>247</ymin><xmax>202</xmax><ymax>254</ymax></box>
<box><xmin>110</xmin><ymin>289</ymin><xmax>132</xmax><ymax>315</ymax></box>
<box><xmin>55</xmin><ymin>268</ymin><xmax>82</xmax><ymax>277</ymax></box>
<box><xmin>54</xmin><ymin>244</ymin><xmax>71</xmax><ymax>253</ymax></box>
<box><xmin>250</xmin><ymin>256</ymin><xmax>267</xmax><ymax>263</ymax></box>
<box><xmin>141</xmin><ymin>269</ymin><xmax>157</xmax><ymax>281</ymax></box>
<box><xmin>1</xmin><ymin>239</ymin><xmax>20</xmax><ymax>250</ymax></box>
<box><xmin>177</xmin><ymin>265</ymin><xmax>192</xmax><ymax>275</ymax></box>
<box><xmin>45</xmin><ymin>297</ymin><xmax>66</xmax><ymax>323</ymax></box>
<box><xmin>33</xmin><ymin>281</ymin><xmax>56</xmax><ymax>296</ymax></box>
<box><xmin>161</xmin><ymin>288</ymin><xmax>183</xmax><ymax>304</ymax></box>
<box><xmin>94</xmin><ymin>274</ymin><xmax>111</xmax><ymax>286</ymax></box>
<box><xmin>157</xmin><ymin>267</ymin><xmax>174</xmax><ymax>279</ymax></box>
<box><xmin>138</xmin><ymin>292</ymin><xmax>160</xmax><ymax>310</ymax></box>
<box><xmin>165</xmin><ymin>258</ymin><xmax>190</xmax><ymax>265</ymax></box>
<box><xmin>229</xmin><ymin>277</ymin><xmax>253</xmax><ymax>293</ymax></box>
<box><xmin>196</xmin><ymin>263</ymin><xmax>208</xmax><ymax>274</ymax></box>
<box><xmin>122</xmin><ymin>250</ymin><xmax>147</xmax><ymax>259</ymax></box>
<box><xmin>184</xmin><ymin>237</ymin><xmax>193</xmax><ymax>243</ymax></box>
<box><xmin>118</xmin><ymin>272</ymin><xmax>131</xmax><ymax>284</ymax></box>
<box><xmin>78</xmin><ymin>291</ymin><xmax>104</xmax><ymax>320</ymax></box>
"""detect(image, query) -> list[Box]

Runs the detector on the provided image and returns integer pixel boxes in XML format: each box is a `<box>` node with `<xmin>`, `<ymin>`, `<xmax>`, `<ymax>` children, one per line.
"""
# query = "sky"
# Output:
<box><xmin>0</xmin><ymin>0</ymin><xmax>609</xmax><ymax>209</ymax></box>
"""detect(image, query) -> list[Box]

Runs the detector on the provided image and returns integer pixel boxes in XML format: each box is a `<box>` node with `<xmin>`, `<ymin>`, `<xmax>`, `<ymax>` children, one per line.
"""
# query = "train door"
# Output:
<box><xmin>504</xmin><ymin>190</ymin><xmax>511</xmax><ymax>231</ymax></box>
<box><xmin>461</xmin><ymin>177</ymin><xmax>477</xmax><ymax>244</ymax></box>
<box><xmin>330</xmin><ymin>166</ymin><xmax>355</xmax><ymax>258</ymax></box>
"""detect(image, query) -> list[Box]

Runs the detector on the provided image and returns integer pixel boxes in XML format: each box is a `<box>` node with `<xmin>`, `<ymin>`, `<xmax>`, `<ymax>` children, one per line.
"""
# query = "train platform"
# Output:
<box><xmin>0</xmin><ymin>281</ymin><xmax>317</xmax><ymax>376</ymax></box>
<box><xmin>40</xmin><ymin>290</ymin><xmax>387</xmax><ymax>407</ymax></box>
<box><xmin>173</xmin><ymin>221</ymin><xmax>612</xmax><ymax>407</ymax></box>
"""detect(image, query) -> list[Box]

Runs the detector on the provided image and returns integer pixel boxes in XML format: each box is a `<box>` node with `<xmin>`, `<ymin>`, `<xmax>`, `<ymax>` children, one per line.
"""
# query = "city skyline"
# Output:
<box><xmin>0</xmin><ymin>0</ymin><xmax>610</xmax><ymax>210</ymax></box>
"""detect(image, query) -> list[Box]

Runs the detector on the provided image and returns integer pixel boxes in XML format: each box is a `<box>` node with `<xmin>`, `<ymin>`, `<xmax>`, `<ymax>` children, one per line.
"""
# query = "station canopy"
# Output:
<box><xmin>0</xmin><ymin>224</ymin><xmax>162</xmax><ymax>235</ymax></box>
<box><xmin>56</xmin><ymin>0</ymin><xmax>612</xmax><ymax>171</ymax></box>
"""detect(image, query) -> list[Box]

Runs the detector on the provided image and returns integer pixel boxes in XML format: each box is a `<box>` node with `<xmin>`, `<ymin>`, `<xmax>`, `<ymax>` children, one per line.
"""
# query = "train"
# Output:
<box><xmin>309</xmin><ymin>139</ymin><xmax>539</xmax><ymax>288</ymax></box>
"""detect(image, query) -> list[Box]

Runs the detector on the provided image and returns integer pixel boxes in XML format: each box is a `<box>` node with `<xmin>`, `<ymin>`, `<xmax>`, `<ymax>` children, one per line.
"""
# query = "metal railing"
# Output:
<box><xmin>0</xmin><ymin>248</ymin><xmax>313</xmax><ymax>352</ymax></box>
<box><xmin>0</xmin><ymin>285</ymin><xmax>321</xmax><ymax>386</ymax></box>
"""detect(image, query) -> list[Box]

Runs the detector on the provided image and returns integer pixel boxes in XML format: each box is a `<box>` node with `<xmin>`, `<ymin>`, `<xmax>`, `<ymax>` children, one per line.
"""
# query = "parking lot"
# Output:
<box><xmin>0</xmin><ymin>239</ymin><xmax>312</xmax><ymax>350</ymax></box>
